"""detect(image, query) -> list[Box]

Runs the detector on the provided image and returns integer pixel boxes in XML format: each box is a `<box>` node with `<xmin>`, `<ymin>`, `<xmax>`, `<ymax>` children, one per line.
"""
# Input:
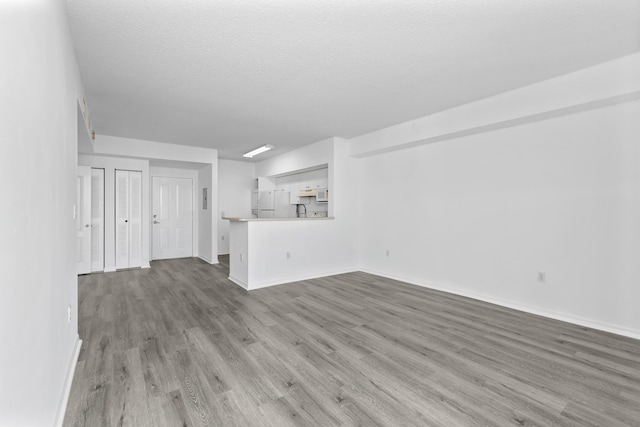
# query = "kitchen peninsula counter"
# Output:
<box><xmin>223</xmin><ymin>216</ymin><xmax>346</xmax><ymax>291</ymax></box>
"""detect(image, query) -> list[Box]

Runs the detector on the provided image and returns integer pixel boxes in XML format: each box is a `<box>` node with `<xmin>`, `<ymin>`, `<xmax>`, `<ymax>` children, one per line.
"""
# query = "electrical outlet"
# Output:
<box><xmin>537</xmin><ymin>272</ymin><xmax>546</xmax><ymax>283</ymax></box>
<box><xmin>67</xmin><ymin>305</ymin><xmax>71</xmax><ymax>323</ymax></box>
<box><xmin>221</xmin><ymin>235</ymin><xmax>225</xmax><ymax>241</ymax></box>
<box><xmin>386</xmin><ymin>249</ymin><xmax>390</xmax><ymax>257</ymax></box>
<box><xmin>240</xmin><ymin>253</ymin><xmax>243</xmax><ymax>262</ymax></box>
<box><xmin>286</xmin><ymin>252</ymin><xmax>290</xmax><ymax>259</ymax></box>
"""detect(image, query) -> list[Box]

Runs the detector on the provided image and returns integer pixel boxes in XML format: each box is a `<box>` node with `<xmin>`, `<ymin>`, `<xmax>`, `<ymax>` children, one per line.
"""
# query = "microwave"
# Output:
<box><xmin>316</xmin><ymin>188</ymin><xmax>328</xmax><ymax>202</ymax></box>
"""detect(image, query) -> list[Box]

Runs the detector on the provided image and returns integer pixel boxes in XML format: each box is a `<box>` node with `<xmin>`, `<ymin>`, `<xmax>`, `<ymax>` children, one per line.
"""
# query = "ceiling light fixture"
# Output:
<box><xmin>243</xmin><ymin>144</ymin><xmax>274</xmax><ymax>158</ymax></box>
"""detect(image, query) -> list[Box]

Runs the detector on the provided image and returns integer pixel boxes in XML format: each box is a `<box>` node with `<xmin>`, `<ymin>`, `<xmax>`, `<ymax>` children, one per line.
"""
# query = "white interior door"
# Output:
<box><xmin>77</xmin><ymin>166</ymin><xmax>91</xmax><ymax>275</ymax></box>
<box><xmin>115</xmin><ymin>170</ymin><xmax>142</xmax><ymax>269</ymax></box>
<box><xmin>90</xmin><ymin>168</ymin><xmax>105</xmax><ymax>272</ymax></box>
<box><xmin>152</xmin><ymin>176</ymin><xmax>193</xmax><ymax>260</ymax></box>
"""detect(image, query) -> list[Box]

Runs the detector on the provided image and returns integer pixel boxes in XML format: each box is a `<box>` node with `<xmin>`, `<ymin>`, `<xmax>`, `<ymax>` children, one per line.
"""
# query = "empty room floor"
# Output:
<box><xmin>63</xmin><ymin>257</ymin><xmax>640</xmax><ymax>426</ymax></box>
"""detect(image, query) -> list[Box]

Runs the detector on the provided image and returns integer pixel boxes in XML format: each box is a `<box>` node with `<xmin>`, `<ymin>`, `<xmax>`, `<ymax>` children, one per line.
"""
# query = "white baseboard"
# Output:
<box><xmin>141</xmin><ymin>263</ymin><xmax>151</xmax><ymax>269</ymax></box>
<box><xmin>361</xmin><ymin>268</ymin><xmax>640</xmax><ymax>341</ymax></box>
<box><xmin>198</xmin><ymin>255</ymin><xmax>218</xmax><ymax>264</ymax></box>
<box><xmin>228</xmin><ymin>275</ymin><xmax>248</xmax><ymax>290</ymax></box>
<box><xmin>103</xmin><ymin>267</ymin><xmax>116</xmax><ymax>273</ymax></box>
<box><xmin>218</xmin><ymin>251</ymin><xmax>229</xmax><ymax>256</ymax></box>
<box><xmin>54</xmin><ymin>337</ymin><xmax>82</xmax><ymax>427</ymax></box>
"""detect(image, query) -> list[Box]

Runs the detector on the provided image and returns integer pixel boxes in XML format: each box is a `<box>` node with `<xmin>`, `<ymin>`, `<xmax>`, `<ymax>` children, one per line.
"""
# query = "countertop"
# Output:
<box><xmin>223</xmin><ymin>216</ymin><xmax>334</xmax><ymax>222</ymax></box>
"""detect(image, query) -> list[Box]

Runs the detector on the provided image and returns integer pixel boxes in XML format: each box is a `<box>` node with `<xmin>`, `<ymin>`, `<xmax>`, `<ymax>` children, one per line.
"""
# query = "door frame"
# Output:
<box><xmin>77</xmin><ymin>166</ymin><xmax>92</xmax><ymax>275</ymax></box>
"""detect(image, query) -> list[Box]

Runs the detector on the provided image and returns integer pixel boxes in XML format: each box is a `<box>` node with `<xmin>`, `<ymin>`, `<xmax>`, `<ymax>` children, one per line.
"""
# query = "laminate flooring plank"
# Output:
<box><xmin>244</xmin><ymin>341</ymin><xmax>348</xmax><ymax>426</ymax></box>
<box><xmin>146</xmin><ymin>394</ymin><xmax>186</xmax><ymax>427</ymax></box>
<box><xmin>182</xmin><ymin>327</ymin><xmax>232</xmax><ymax>395</ymax></box>
<box><xmin>480</xmin><ymin>332</ymin><xmax>640</xmax><ymax>397</ymax></box>
<box><xmin>139</xmin><ymin>336</ymin><xmax>181</xmax><ymax>396</ymax></box>
<box><xmin>202</xmin><ymin>329</ymin><xmax>283</xmax><ymax>406</ymax></box>
<box><xmin>64</xmin><ymin>258</ymin><xmax>640</xmax><ymax>426</ymax></box>
<box><xmin>109</xmin><ymin>347</ymin><xmax>154</xmax><ymax>427</ymax></box>
<box><xmin>169</xmin><ymin>348</ymin><xmax>217</xmax><ymax>426</ymax></box>
<box><xmin>166</xmin><ymin>389</ymin><xmax>201</xmax><ymax>427</ymax></box>
<box><xmin>257</xmin><ymin>396</ymin><xmax>314</xmax><ymax>427</ymax></box>
<box><xmin>457</xmin><ymin>343</ymin><xmax>639</xmax><ymax>425</ymax></box>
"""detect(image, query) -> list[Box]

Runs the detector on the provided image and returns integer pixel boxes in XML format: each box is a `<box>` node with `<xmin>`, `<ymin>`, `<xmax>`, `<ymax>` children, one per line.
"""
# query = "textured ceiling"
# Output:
<box><xmin>64</xmin><ymin>0</ymin><xmax>640</xmax><ymax>161</ymax></box>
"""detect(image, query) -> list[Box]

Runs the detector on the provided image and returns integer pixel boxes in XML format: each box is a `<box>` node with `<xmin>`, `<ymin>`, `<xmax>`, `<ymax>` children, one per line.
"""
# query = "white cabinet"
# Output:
<box><xmin>115</xmin><ymin>170</ymin><xmax>142</xmax><ymax>269</ymax></box>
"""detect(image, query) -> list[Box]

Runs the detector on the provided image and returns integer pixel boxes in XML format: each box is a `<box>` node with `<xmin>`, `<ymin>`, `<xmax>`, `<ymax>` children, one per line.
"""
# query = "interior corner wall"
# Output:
<box><xmin>218</xmin><ymin>159</ymin><xmax>255</xmax><ymax>255</ymax></box>
<box><xmin>150</xmin><ymin>166</ymin><xmax>200</xmax><ymax>258</ymax></box>
<box><xmin>79</xmin><ymin>155</ymin><xmax>151</xmax><ymax>270</ymax></box>
<box><xmin>0</xmin><ymin>2</ymin><xmax>83</xmax><ymax>425</ymax></box>
<box><xmin>359</xmin><ymin>100</ymin><xmax>640</xmax><ymax>338</ymax></box>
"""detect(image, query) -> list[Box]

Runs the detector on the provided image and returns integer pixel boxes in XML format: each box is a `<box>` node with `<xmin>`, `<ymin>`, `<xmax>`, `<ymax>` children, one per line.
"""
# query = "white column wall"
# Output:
<box><xmin>218</xmin><ymin>159</ymin><xmax>255</xmax><ymax>255</ymax></box>
<box><xmin>198</xmin><ymin>165</ymin><xmax>215</xmax><ymax>263</ymax></box>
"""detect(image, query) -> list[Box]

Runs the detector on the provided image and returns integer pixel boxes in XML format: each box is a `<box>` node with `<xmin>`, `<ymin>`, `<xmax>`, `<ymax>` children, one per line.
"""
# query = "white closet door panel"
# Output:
<box><xmin>116</xmin><ymin>170</ymin><xmax>129</xmax><ymax>219</ymax></box>
<box><xmin>128</xmin><ymin>171</ymin><xmax>142</xmax><ymax>268</ymax></box>
<box><xmin>91</xmin><ymin>168</ymin><xmax>105</xmax><ymax>272</ymax></box>
<box><xmin>115</xmin><ymin>170</ymin><xmax>130</xmax><ymax>269</ymax></box>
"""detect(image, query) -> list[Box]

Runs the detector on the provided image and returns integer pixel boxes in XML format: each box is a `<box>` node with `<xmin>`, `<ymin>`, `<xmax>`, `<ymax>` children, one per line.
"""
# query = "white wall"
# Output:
<box><xmin>79</xmin><ymin>155</ymin><xmax>151</xmax><ymax>271</ymax></box>
<box><xmin>218</xmin><ymin>159</ymin><xmax>255</xmax><ymax>254</ymax></box>
<box><xmin>0</xmin><ymin>1</ymin><xmax>84</xmax><ymax>425</ymax></box>
<box><xmin>359</xmin><ymin>99</ymin><xmax>640</xmax><ymax>338</ymax></box>
<box><xmin>150</xmin><ymin>166</ymin><xmax>199</xmax><ymax>258</ymax></box>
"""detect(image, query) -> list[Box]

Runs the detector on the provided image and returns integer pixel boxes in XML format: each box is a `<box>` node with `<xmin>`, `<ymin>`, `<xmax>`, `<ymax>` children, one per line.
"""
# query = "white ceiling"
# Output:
<box><xmin>64</xmin><ymin>0</ymin><xmax>640</xmax><ymax>161</ymax></box>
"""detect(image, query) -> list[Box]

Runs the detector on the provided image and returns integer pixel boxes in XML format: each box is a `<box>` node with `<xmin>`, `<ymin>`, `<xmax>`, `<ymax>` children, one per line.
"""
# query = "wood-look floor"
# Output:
<box><xmin>63</xmin><ymin>257</ymin><xmax>640</xmax><ymax>426</ymax></box>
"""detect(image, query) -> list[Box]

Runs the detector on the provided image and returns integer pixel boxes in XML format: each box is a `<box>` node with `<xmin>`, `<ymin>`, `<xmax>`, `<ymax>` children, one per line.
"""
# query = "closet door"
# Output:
<box><xmin>128</xmin><ymin>171</ymin><xmax>142</xmax><ymax>267</ymax></box>
<box><xmin>115</xmin><ymin>170</ymin><xmax>142</xmax><ymax>269</ymax></box>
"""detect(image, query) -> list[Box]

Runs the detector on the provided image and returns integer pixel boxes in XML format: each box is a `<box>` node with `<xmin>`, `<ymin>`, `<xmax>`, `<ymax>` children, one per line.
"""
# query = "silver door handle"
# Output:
<box><xmin>153</xmin><ymin>221</ymin><xmax>160</xmax><ymax>224</ymax></box>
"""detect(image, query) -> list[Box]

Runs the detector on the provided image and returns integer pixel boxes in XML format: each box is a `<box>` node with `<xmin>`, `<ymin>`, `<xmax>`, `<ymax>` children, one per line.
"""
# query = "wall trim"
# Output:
<box><xmin>141</xmin><ymin>263</ymin><xmax>151</xmax><ymax>269</ymax></box>
<box><xmin>361</xmin><ymin>268</ymin><xmax>640</xmax><ymax>341</ymax></box>
<box><xmin>198</xmin><ymin>255</ymin><xmax>216</xmax><ymax>264</ymax></box>
<box><xmin>103</xmin><ymin>267</ymin><xmax>116</xmax><ymax>273</ymax></box>
<box><xmin>228</xmin><ymin>275</ymin><xmax>248</xmax><ymax>290</ymax></box>
<box><xmin>54</xmin><ymin>337</ymin><xmax>82</xmax><ymax>427</ymax></box>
